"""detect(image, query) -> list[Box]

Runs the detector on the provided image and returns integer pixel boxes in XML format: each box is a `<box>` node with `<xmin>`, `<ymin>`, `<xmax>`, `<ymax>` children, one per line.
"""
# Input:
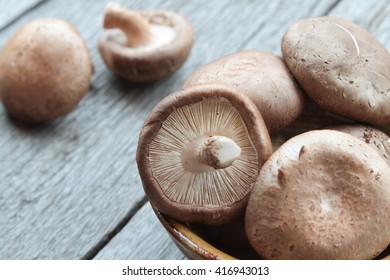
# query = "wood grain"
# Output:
<box><xmin>94</xmin><ymin>202</ymin><xmax>185</xmax><ymax>260</ymax></box>
<box><xmin>330</xmin><ymin>0</ymin><xmax>390</xmax><ymax>48</ymax></box>
<box><xmin>0</xmin><ymin>0</ymin><xmax>45</xmax><ymax>31</ymax></box>
<box><xmin>0</xmin><ymin>0</ymin><xmax>178</xmax><ymax>260</ymax></box>
<box><xmin>1</xmin><ymin>0</ymin><xmax>389</xmax><ymax>260</ymax></box>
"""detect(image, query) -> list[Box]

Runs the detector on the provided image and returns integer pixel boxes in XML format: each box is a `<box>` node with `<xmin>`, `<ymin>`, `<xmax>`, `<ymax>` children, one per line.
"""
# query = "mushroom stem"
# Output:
<box><xmin>194</xmin><ymin>135</ymin><xmax>241</xmax><ymax>170</ymax></box>
<box><xmin>104</xmin><ymin>2</ymin><xmax>151</xmax><ymax>47</ymax></box>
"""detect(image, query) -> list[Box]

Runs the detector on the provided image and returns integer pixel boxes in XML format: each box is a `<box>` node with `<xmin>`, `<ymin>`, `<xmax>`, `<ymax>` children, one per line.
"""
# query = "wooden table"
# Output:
<box><xmin>1</xmin><ymin>0</ymin><xmax>389</xmax><ymax>260</ymax></box>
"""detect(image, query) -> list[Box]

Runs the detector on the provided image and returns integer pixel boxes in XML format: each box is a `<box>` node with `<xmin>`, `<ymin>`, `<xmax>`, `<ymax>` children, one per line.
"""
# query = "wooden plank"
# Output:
<box><xmin>179</xmin><ymin>0</ymin><xmax>341</xmax><ymax>69</ymax></box>
<box><xmin>329</xmin><ymin>0</ymin><xmax>390</xmax><ymax>48</ymax></box>
<box><xmin>94</xmin><ymin>0</ymin><xmax>346</xmax><ymax>260</ymax></box>
<box><xmin>94</xmin><ymin>202</ymin><xmax>185</xmax><ymax>260</ymax></box>
<box><xmin>0</xmin><ymin>0</ymin><xmax>183</xmax><ymax>260</ymax></box>
<box><xmin>0</xmin><ymin>0</ymin><xmax>45</xmax><ymax>30</ymax></box>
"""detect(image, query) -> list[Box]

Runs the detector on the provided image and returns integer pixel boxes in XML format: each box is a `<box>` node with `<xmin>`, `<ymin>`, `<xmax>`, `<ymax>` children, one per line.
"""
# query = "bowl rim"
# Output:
<box><xmin>152</xmin><ymin>205</ymin><xmax>390</xmax><ymax>260</ymax></box>
<box><xmin>152</xmin><ymin>205</ymin><xmax>236</xmax><ymax>260</ymax></box>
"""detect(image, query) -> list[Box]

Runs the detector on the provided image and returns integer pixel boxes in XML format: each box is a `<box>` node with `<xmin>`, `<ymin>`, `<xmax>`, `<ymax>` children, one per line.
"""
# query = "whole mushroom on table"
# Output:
<box><xmin>98</xmin><ymin>2</ymin><xmax>194</xmax><ymax>83</ymax></box>
<box><xmin>0</xmin><ymin>18</ymin><xmax>93</xmax><ymax>123</ymax></box>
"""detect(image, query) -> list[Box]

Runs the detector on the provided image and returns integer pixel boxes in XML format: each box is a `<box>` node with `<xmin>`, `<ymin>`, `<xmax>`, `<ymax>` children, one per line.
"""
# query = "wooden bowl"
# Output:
<box><xmin>153</xmin><ymin>206</ymin><xmax>236</xmax><ymax>260</ymax></box>
<box><xmin>153</xmin><ymin>206</ymin><xmax>390</xmax><ymax>260</ymax></box>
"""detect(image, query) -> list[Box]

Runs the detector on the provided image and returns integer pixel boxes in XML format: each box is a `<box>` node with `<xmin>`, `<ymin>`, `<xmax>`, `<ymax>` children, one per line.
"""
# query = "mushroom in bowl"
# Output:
<box><xmin>137</xmin><ymin>84</ymin><xmax>273</xmax><ymax>225</ymax></box>
<box><xmin>245</xmin><ymin>130</ymin><xmax>390</xmax><ymax>260</ymax></box>
<box><xmin>183</xmin><ymin>50</ymin><xmax>305</xmax><ymax>133</ymax></box>
<box><xmin>327</xmin><ymin>124</ymin><xmax>390</xmax><ymax>167</ymax></box>
<box><xmin>282</xmin><ymin>16</ymin><xmax>390</xmax><ymax>126</ymax></box>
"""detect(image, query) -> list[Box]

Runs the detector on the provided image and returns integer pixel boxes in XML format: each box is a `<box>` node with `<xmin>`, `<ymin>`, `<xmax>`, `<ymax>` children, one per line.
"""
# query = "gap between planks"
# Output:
<box><xmin>0</xmin><ymin>0</ymin><xmax>48</xmax><ymax>32</ymax></box>
<box><xmin>322</xmin><ymin>0</ymin><xmax>342</xmax><ymax>16</ymax></box>
<box><xmin>82</xmin><ymin>196</ymin><xmax>148</xmax><ymax>260</ymax></box>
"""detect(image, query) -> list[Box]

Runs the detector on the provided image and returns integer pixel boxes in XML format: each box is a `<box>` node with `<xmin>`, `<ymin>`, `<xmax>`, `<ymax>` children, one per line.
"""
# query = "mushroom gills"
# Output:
<box><xmin>148</xmin><ymin>97</ymin><xmax>259</xmax><ymax>206</ymax></box>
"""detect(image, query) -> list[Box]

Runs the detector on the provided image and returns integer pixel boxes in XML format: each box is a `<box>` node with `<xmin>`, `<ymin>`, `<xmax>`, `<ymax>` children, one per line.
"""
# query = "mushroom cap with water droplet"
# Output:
<box><xmin>281</xmin><ymin>16</ymin><xmax>390</xmax><ymax>126</ymax></box>
<box><xmin>137</xmin><ymin>84</ymin><xmax>273</xmax><ymax>225</ymax></box>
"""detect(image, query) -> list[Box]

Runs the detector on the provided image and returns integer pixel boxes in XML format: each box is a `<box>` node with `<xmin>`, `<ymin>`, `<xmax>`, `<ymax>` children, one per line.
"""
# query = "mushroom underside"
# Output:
<box><xmin>98</xmin><ymin>8</ymin><xmax>193</xmax><ymax>83</ymax></box>
<box><xmin>149</xmin><ymin>97</ymin><xmax>259</xmax><ymax>207</ymax></box>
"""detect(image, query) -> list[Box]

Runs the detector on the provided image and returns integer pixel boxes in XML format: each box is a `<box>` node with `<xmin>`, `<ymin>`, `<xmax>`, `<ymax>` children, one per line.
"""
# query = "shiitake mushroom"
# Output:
<box><xmin>183</xmin><ymin>50</ymin><xmax>305</xmax><ymax>133</ymax></box>
<box><xmin>0</xmin><ymin>18</ymin><xmax>93</xmax><ymax>123</ymax></box>
<box><xmin>137</xmin><ymin>84</ymin><xmax>272</xmax><ymax>225</ymax></box>
<box><xmin>245</xmin><ymin>130</ymin><xmax>390</xmax><ymax>260</ymax></box>
<box><xmin>282</xmin><ymin>16</ymin><xmax>390</xmax><ymax>126</ymax></box>
<box><xmin>98</xmin><ymin>2</ymin><xmax>194</xmax><ymax>83</ymax></box>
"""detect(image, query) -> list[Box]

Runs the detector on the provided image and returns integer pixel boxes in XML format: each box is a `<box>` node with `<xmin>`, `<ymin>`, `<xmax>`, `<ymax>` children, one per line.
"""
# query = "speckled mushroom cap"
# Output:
<box><xmin>327</xmin><ymin>124</ymin><xmax>390</xmax><ymax>167</ymax></box>
<box><xmin>137</xmin><ymin>84</ymin><xmax>273</xmax><ymax>225</ymax></box>
<box><xmin>98</xmin><ymin>7</ymin><xmax>194</xmax><ymax>83</ymax></box>
<box><xmin>183</xmin><ymin>50</ymin><xmax>305</xmax><ymax>133</ymax></box>
<box><xmin>0</xmin><ymin>18</ymin><xmax>93</xmax><ymax>123</ymax></box>
<box><xmin>282</xmin><ymin>16</ymin><xmax>390</xmax><ymax>126</ymax></box>
<box><xmin>245</xmin><ymin>130</ymin><xmax>390</xmax><ymax>260</ymax></box>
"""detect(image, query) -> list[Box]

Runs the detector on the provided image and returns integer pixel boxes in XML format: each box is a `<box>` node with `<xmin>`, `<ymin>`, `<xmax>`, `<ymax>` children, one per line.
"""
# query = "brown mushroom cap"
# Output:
<box><xmin>137</xmin><ymin>84</ymin><xmax>273</xmax><ymax>225</ymax></box>
<box><xmin>183</xmin><ymin>50</ymin><xmax>305</xmax><ymax>133</ymax></box>
<box><xmin>0</xmin><ymin>18</ymin><xmax>93</xmax><ymax>123</ymax></box>
<box><xmin>245</xmin><ymin>130</ymin><xmax>390</xmax><ymax>259</ymax></box>
<box><xmin>327</xmin><ymin>124</ymin><xmax>390</xmax><ymax>167</ymax></box>
<box><xmin>282</xmin><ymin>16</ymin><xmax>390</xmax><ymax>126</ymax></box>
<box><xmin>98</xmin><ymin>4</ymin><xmax>194</xmax><ymax>83</ymax></box>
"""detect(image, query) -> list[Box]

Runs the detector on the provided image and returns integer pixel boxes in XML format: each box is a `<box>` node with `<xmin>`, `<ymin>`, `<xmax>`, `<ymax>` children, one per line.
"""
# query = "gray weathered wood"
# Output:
<box><xmin>330</xmin><ymin>0</ymin><xmax>390</xmax><ymax>49</ymax></box>
<box><xmin>0</xmin><ymin>0</ymin><xmax>45</xmax><ymax>30</ymax></box>
<box><xmin>0</xmin><ymin>0</ymin><xmax>183</xmax><ymax>260</ymax></box>
<box><xmin>94</xmin><ymin>202</ymin><xmax>185</xmax><ymax>260</ymax></box>
<box><xmin>1</xmin><ymin>0</ymin><xmax>390</xmax><ymax>260</ymax></box>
